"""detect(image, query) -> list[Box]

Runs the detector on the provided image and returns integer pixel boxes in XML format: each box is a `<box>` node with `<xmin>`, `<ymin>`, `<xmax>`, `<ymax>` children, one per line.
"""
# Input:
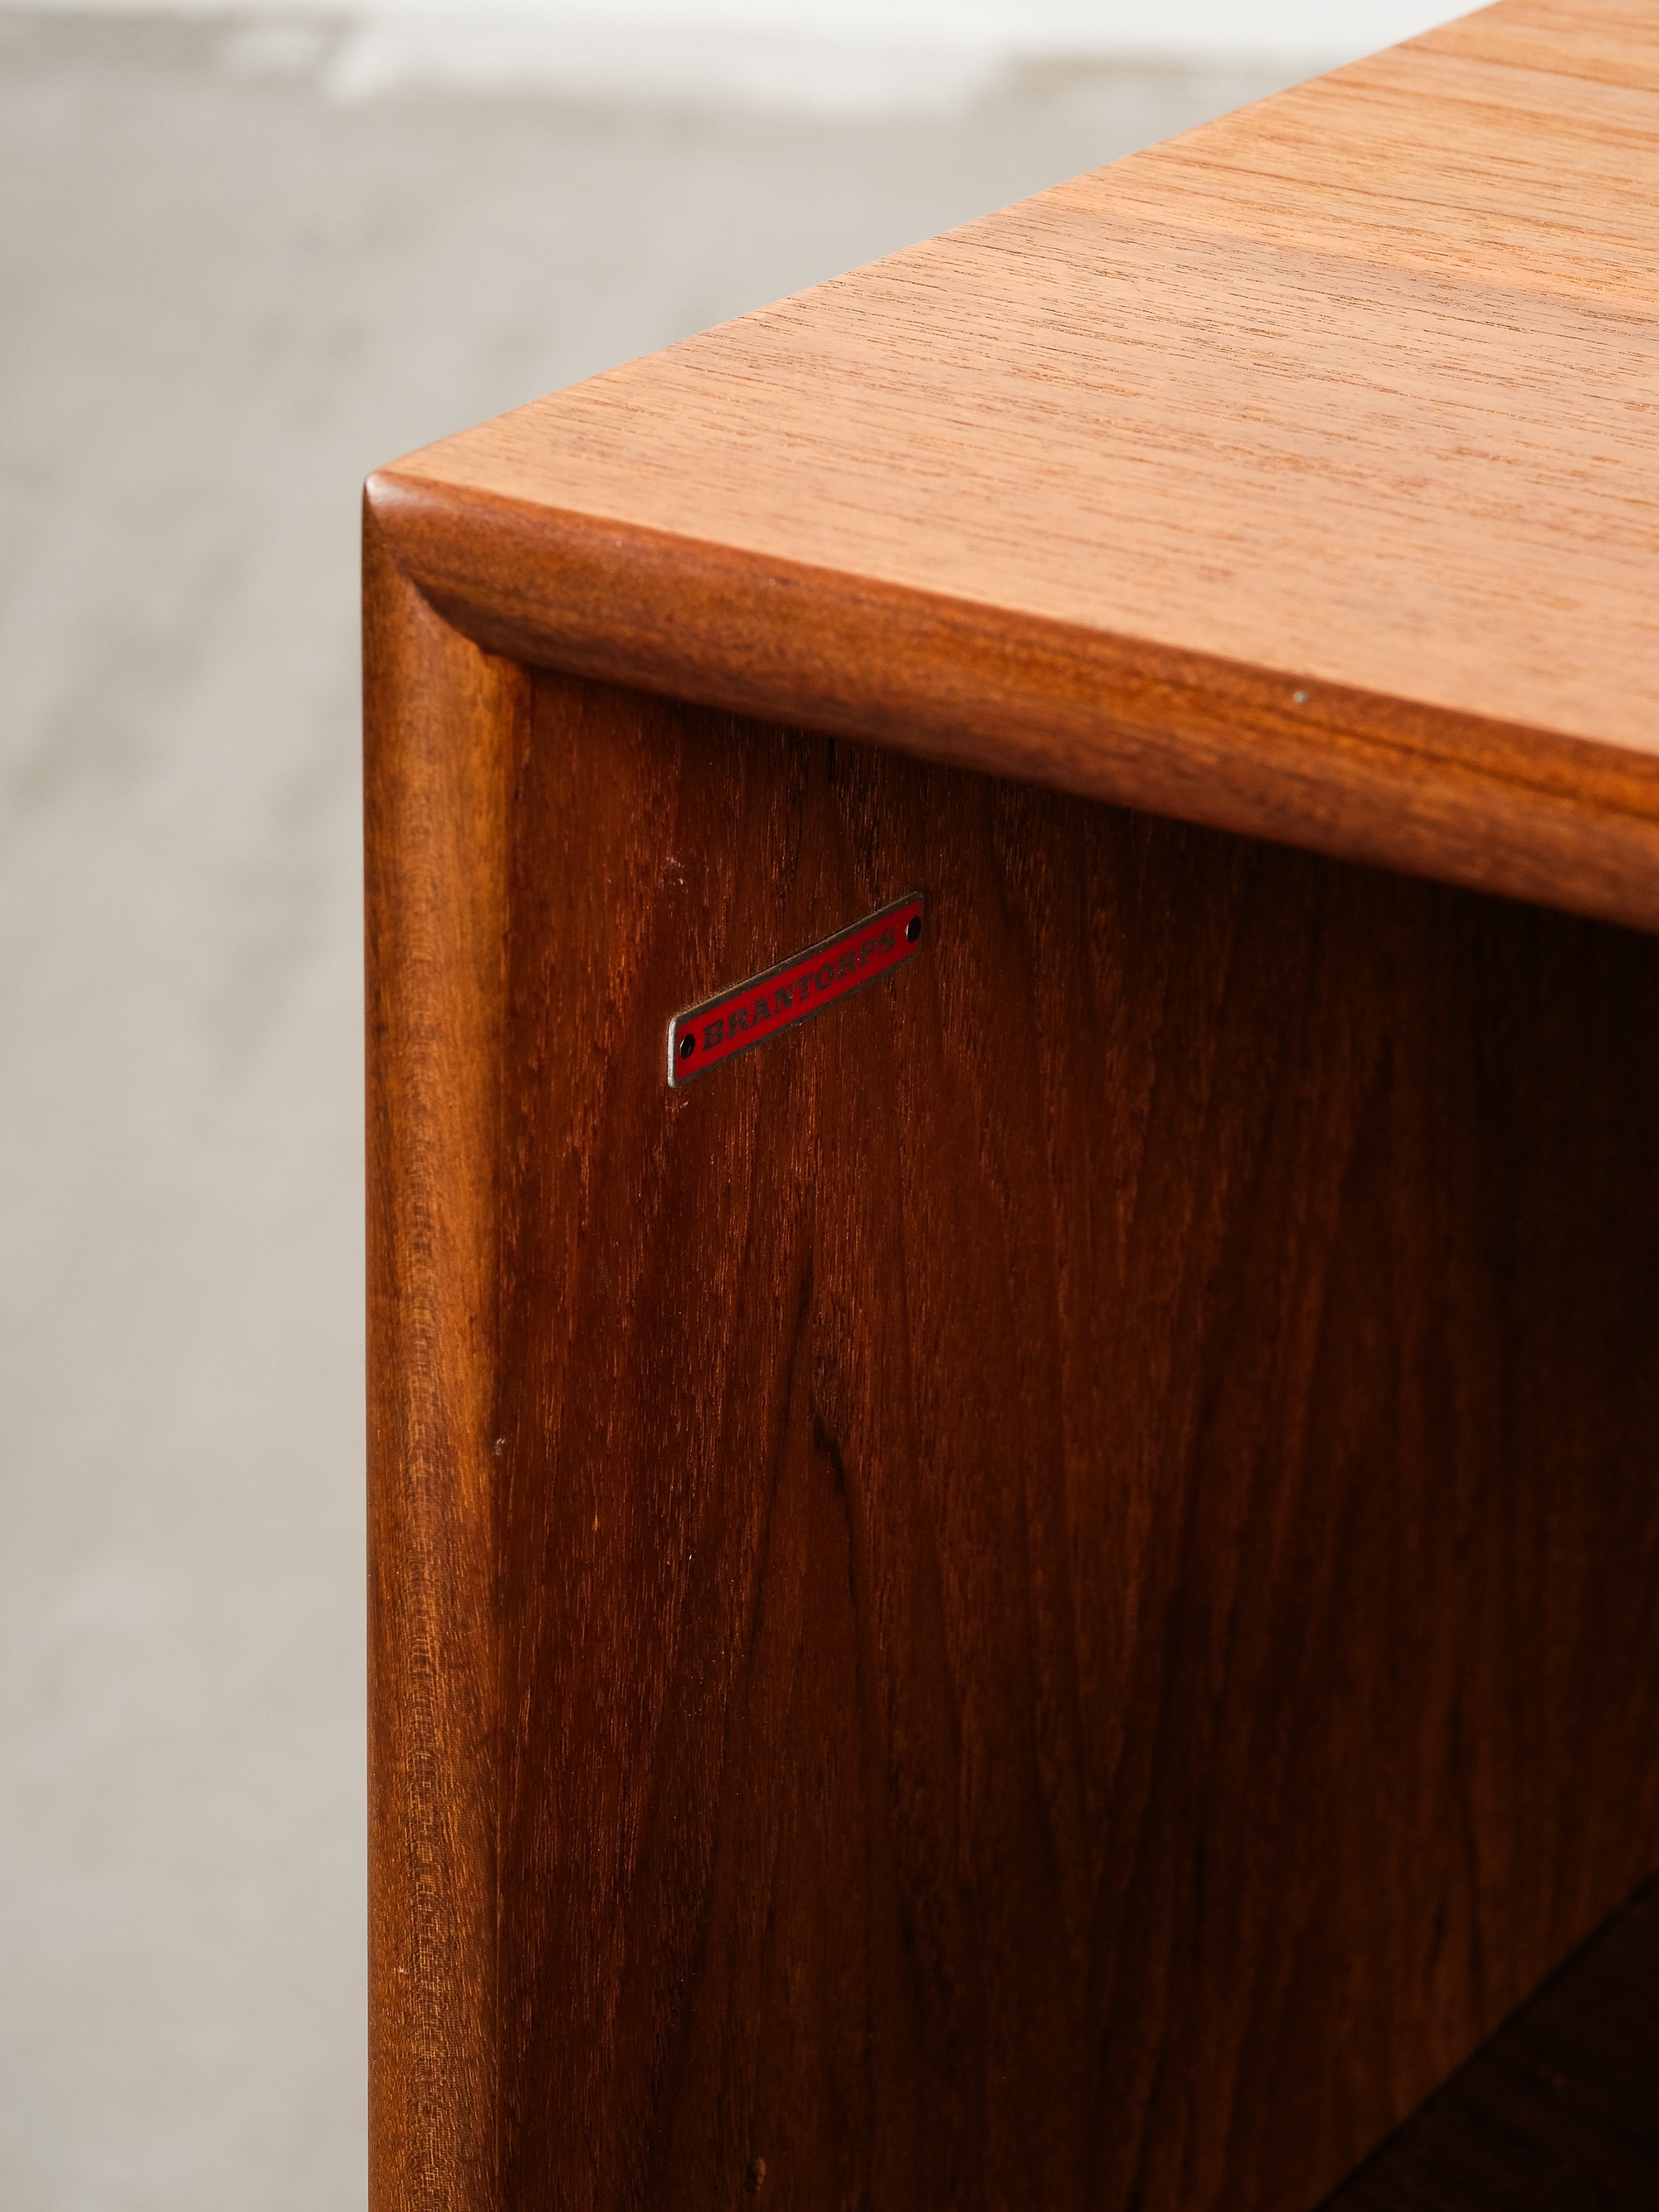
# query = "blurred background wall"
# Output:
<box><xmin>6</xmin><ymin>0</ymin><xmax>1467</xmax><ymax>59</ymax></box>
<box><xmin>0</xmin><ymin>5</ymin><xmax>1462</xmax><ymax>2207</ymax></box>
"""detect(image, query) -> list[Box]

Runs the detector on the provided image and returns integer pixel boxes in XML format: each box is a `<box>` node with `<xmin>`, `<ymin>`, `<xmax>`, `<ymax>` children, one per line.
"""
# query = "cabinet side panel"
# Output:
<box><xmin>496</xmin><ymin>670</ymin><xmax>1659</xmax><ymax>2212</ymax></box>
<box><xmin>364</xmin><ymin>513</ymin><xmax>525</xmax><ymax>2212</ymax></box>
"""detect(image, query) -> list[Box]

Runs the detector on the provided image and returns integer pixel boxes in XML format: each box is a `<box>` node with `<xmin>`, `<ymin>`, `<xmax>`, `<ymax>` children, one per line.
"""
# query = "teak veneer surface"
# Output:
<box><xmin>1321</xmin><ymin>1879</ymin><xmax>1659</xmax><ymax>2209</ymax></box>
<box><xmin>475</xmin><ymin>674</ymin><xmax>1659</xmax><ymax>2212</ymax></box>
<box><xmin>366</xmin><ymin>12</ymin><xmax>1659</xmax><ymax>2212</ymax></box>
<box><xmin>372</xmin><ymin>0</ymin><xmax>1659</xmax><ymax>936</ymax></box>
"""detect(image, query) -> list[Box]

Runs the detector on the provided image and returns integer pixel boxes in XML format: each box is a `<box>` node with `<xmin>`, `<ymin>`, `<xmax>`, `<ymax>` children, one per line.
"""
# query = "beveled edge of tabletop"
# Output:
<box><xmin>366</xmin><ymin>464</ymin><xmax>1659</xmax><ymax>937</ymax></box>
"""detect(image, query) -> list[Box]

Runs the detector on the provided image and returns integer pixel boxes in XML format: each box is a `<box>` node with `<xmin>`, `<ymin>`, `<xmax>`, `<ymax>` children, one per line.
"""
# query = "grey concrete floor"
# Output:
<box><xmin>0</xmin><ymin>15</ymin><xmax>1297</xmax><ymax>2206</ymax></box>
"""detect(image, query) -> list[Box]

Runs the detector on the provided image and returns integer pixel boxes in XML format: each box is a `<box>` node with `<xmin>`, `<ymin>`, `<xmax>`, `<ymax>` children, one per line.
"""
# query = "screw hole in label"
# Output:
<box><xmin>666</xmin><ymin>892</ymin><xmax>926</xmax><ymax>1088</ymax></box>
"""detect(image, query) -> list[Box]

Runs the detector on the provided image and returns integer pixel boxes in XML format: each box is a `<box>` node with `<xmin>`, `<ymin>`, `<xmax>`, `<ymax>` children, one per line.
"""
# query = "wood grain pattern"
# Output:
<box><xmin>367</xmin><ymin>12</ymin><xmax>1659</xmax><ymax>2204</ymax></box>
<box><xmin>368</xmin><ymin>0</ymin><xmax>1659</xmax><ymax>936</ymax></box>
<box><xmin>1321</xmin><ymin>1879</ymin><xmax>1659</xmax><ymax>2209</ymax></box>
<box><xmin>479</xmin><ymin>667</ymin><xmax>1659</xmax><ymax>2212</ymax></box>
<box><xmin>363</xmin><ymin>507</ymin><xmax>528</xmax><ymax>2212</ymax></box>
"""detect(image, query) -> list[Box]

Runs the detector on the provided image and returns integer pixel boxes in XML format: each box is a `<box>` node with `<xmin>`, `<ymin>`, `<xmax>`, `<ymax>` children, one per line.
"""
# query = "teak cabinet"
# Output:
<box><xmin>364</xmin><ymin>6</ymin><xmax>1659</xmax><ymax>2207</ymax></box>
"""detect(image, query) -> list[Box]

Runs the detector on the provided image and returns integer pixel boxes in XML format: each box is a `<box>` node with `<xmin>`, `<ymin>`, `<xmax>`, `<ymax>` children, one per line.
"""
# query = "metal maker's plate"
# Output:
<box><xmin>668</xmin><ymin>892</ymin><xmax>925</xmax><ymax>1087</ymax></box>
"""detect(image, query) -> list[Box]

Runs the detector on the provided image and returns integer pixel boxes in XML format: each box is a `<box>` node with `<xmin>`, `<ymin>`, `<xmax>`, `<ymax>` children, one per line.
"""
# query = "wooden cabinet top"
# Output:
<box><xmin>371</xmin><ymin>0</ymin><xmax>1659</xmax><ymax>932</ymax></box>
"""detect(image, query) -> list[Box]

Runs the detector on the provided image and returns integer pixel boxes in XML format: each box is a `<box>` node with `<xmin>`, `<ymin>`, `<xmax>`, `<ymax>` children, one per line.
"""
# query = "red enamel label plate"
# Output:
<box><xmin>667</xmin><ymin>892</ymin><xmax>925</xmax><ymax>1087</ymax></box>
